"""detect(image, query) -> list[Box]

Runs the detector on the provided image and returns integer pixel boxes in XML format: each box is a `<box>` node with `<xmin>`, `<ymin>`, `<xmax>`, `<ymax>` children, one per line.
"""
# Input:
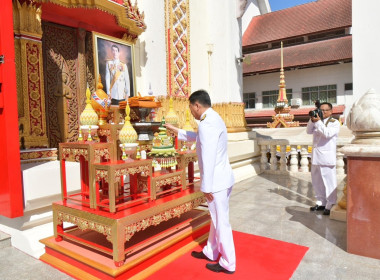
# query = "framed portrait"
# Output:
<box><xmin>93</xmin><ymin>32</ymin><xmax>136</xmax><ymax>104</ymax></box>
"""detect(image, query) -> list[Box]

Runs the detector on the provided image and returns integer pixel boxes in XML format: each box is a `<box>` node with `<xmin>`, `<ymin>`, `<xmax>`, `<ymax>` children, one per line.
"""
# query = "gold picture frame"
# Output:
<box><xmin>93</xmin><ymin>32</ymin><xmax>136</xmax><ymax>103</ymax></box>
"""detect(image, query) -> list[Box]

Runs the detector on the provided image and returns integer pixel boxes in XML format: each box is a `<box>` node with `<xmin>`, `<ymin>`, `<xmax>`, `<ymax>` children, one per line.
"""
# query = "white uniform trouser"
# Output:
<box><xmin>202</xmin><ymin>187</ymin><xmax>236</xmax><ymax>272</ymax></box>
<box><xmin>311</xmin><ymin>165</ymin><xmax>337</xmax><ymax>210</ymax></box>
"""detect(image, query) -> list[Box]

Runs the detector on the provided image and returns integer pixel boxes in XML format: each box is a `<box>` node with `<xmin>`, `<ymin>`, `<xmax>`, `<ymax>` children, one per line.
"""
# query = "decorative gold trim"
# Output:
<box><xmin>94</xmin><ymin>148</ymin><xmax>111</xmax><ymax>162</ymax></box>
<box><xmin>124</xmin><ymin>196</ymin><xmax>205</xmax><ymax>241</ymax></box>
<box><xmin>13</xmin><ymin>0</ymin><xmax>43</xmax><ymax>38</ymax></box>
<box><xmin>95</xmin><ymin>164</ymin><xmax>150</xmax><ymax>183</ymax></box>
<box><xmin>155</xmin><ymin>175</ymin><xmax>181</xmax><ymax>189</ymax></box>
<box><xmin>57</xmin><ymin>211</ymin><xmax>112</xmax><ymax>241</ymax></box>
<box><xmin>62</xmin><ymin>148</ymin><xmax>89</xmax><ymax>161</ymax></box>
<box><xmin>165</xmin><ymin>0</ymin><xmax>191</xmax><ymax>97</ymax></box>
<box><xmin>37</xmin><ymin>0</ymin><xmax>146</xmax><ymax>37</ymax></box>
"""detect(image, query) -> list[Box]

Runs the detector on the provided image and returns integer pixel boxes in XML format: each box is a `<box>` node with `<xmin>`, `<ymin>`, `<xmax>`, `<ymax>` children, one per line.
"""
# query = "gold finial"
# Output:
<box><xmin>78</xmin><ymin>127</ymin><xmax>83</xmax><ymax>141</ymax></box>
<box><xmin>182</xmin><ymin>109</ymin><xmax>194</xmax><ymax>131</ymax></box>
<box><xmin>119</xmin><ymin>102</ymin><xmax>138</xmax><ymax>144</ymax></box>
<box><xmin>86</xmin><ymin>87</ymin><xmax>91</xmax><ymax>104</ymax></box>
<box><xmin>88</xmin><ymin>125</ymin><xmax>92</xmax><ymax>141</ymax></box>
<box><xmin>277</xmin><ymin>41</ymin><xmax>287</xmax><ymax>103</ymax></box>
<box><xmin>165</xmin><ymin>97</ymin><xmax>179</xmax><ymax>125</ymax></box>
<box><xmin>97</xmin><ymin>76</ymin><xmax>103</xmax><ymax>90</ymax></box>
<box><xmin>125</xmin><ymin>103</ymin><xmax>131</xmax><ymax>122</ymax></box>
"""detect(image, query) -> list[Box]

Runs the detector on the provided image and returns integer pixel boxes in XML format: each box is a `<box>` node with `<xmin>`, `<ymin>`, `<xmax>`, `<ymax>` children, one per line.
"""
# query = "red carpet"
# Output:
<box><xmin>147</xmin><ymin>231</ymin><xmax>308</xmax><ymax>280</ymax></box>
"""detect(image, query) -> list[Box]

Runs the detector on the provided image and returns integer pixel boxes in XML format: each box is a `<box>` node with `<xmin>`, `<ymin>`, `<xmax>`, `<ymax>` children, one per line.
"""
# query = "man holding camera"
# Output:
<box><xmin>307</xmin><ymin>102</ymin><xmax>340</xmax><ymax>215</ymax></box>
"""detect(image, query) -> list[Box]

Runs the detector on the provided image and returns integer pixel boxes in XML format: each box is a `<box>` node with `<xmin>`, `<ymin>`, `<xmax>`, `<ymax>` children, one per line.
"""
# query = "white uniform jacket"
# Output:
<box><xmin>105</xmin><ymin>59</ymin><xmax>130</xmax><ymax>100</ymax></box>
<box><xmin>306</xmin><ymin>117</ymin><xmax>340</xmax><ymax>165</ymax></box>
<box><xmin>178</xmin><ymin>108</ymin><xmax>235</xmax><ymax>193</ymax></box>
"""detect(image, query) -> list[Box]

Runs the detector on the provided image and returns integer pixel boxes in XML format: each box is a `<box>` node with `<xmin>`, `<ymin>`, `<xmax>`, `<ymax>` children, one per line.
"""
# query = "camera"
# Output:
<box><xmin>309</xmin><ymin>100</ymin><xmax>323</xmax><ymax>120</ymax></box>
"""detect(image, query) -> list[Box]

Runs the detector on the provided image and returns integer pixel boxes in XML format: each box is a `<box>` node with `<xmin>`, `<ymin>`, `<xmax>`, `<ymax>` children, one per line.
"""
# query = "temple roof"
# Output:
<box><xmin>243</xmin><ymin>0</ymin><xmax>352</xmax><ymax>47</ymax></box>
<box><xmin>243</xmin><ymin>35</ymin><xmax>352</xmax><ymax>75</ymax></box>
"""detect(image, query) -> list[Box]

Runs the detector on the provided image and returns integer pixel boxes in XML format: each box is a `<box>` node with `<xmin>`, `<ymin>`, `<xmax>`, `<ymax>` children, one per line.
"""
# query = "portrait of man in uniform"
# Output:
<box><xmin>93</xmin><ymin>33</ymin><xmax>135</xmax><ymax>105</ymax></box>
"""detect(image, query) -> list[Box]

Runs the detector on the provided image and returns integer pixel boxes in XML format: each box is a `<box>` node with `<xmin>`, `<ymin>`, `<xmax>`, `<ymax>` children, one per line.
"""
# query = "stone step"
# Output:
<box><xmin>0</xmin><ymin>230</ymin><xmax>11</xmax><ymax>249</ymax></box>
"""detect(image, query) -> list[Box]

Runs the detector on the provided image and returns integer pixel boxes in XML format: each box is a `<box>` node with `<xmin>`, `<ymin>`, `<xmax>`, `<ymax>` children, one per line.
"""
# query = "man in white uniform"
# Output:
<box><xmin>307</xmin><ymin>102</ymin><xmax>340</xmax><ymax>215</ymax></box>
<box><xmin>105</xmin><ymin>44</ymin><xmax>130</xmax><ymax>105</ymax></box>
<box><xmin>165</xmin><ymin>90</ymin><xmax>236</xmax><ymax>274</ymax></box>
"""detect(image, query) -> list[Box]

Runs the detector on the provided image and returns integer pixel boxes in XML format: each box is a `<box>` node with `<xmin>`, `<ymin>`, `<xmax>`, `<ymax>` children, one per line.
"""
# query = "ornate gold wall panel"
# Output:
<box><xmin>156</xmin><ymin>96</ymin><xmax>248</xmax><ymax>132</ymax></box>
<box><xmin>13</xmin><ymin>0</ymin><xmax>48</xmax><ymax>148</ymax></box>
<box><xmin>85</xmin><ymin>31</ymin><xmax>96</xmax><ymax>94</ymax></box>
<box><xmin>36</xmin><ymin>0</ymin><xmax>146</xmax><ymax>40</ymax></box>
<box><xmin>165</xmin><ymin>0</ymin><xmax>191</xmax><ymax>97</ymax></box>
<box><xmin>42</xmin><ymin>22</ymin><xmax>80</xmax><ymax>148</ymax></box>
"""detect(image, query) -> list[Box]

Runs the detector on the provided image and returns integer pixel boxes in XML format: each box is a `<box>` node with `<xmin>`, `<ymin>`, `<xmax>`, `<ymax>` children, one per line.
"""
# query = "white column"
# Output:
<box><xmin>270</xmin><ymin>145</ymin><xmax>277</xmax><ymax>171</ymax></box>
<box><xmin>289</xmin><ymin>147</ymin><xmax>299</xmax><ymax>172</ymax></box>
<box><xmin>336</xmin><ymin>151</ymin><xmax>345</xmax><ymax>175</ymax></box>
<box><xmin>300</xmin><ymin>147</ymin><xmax>309</xmax><ymax>172</ymax></box>
<box><xmin>260</xmin><ymin>144</ymin><xmax>268</xmax><ymax>171</ymax></box>
<box><xmin>279</xmin><ymin>144</ymin><xmax>287</xmax><ymax>171</ymax></box>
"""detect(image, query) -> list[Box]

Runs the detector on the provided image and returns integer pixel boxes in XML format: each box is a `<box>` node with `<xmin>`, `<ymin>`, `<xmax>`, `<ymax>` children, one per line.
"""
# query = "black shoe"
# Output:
<box><xmin>323</xmin><ymin>209</ymin><xmax>330</xmax><ymax>216</ymax></box>
<box><xmin>191</xmin><ymin>251</ymin><xmax>213</xmax><ymax>261</ymax></box>
<box><xmin>206</xmin><ymin>263</ymin><xmax>235</xmax><ymax>274</ymax></box>
<box><xmin>310</xmin><ymin>205</ymin><xmax>325</xmax><ymax>211</ymax></box>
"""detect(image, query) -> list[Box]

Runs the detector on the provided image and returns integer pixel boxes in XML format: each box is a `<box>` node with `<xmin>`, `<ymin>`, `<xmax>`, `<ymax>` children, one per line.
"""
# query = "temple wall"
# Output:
<box><xmin>190</xmin><ymin>0</ymin><xmax>243</xmax><ymax>103</ymax></box>
<box><xmin>136</xmin><ymin>0</ymin><xmax>245</xmax><ymax>103</ymax></box>
<box><xmin>243</xmin><ymin>63</ymin><xmax>353</xmax><ymax>116</ymax></box>
<box><xmin>352</xmin><ymin>0</ymin><xmax>380</xmax><ymax>101</ymax></box>
<box><xmin>135</xmin><ymin>0</ymin><xmax>167</xmax><ymax>96</ymax></box>
<box><xmin>241</xmin><ymin>0</ymin><xmax>261</xmax><ymax>33</ymax></box>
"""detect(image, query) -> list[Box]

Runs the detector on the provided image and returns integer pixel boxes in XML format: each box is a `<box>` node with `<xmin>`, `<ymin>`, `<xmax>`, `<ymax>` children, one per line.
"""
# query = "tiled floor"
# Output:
<box><xmin>1</xmin><ymin>173</ymin><xmax>380</xmax><ymax>279</ymax></box>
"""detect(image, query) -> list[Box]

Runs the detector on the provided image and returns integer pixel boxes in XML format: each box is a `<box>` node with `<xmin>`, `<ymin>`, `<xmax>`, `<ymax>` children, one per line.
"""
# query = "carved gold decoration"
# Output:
<box><xmin>13</xmin><ymin>0</ymin><xmax>43</xmax><ymax>38</ymax></box>
<box><xmin>155</xmin><ymin>175</ymin><xmax>182</xmax><ymax>190</ymax></box>
<box><xmin>61</xmin><ymin>148</ymin><xmax>89</xmax><ymax>162</ymax></box>
<box><xmin>57</xmin><ymin>211</ymin><xmax>112</xmax><ymax>241</ymax></box>
<box><xmin>98</xmin><ymin>128</ymin><xmax>112</xmax><ymax>142</ymax></box>
<box><xmin>37</xmin><ymin>0</ymin><xmax>146</xmax><ymax>38</ymax></box>
<box><xmin>166</xmin><ymin>0</ymin><xmax>191</xmax><ymax>97</ymax></box>
<box><xmin>20</xmin><ymin>148</ymin><xmax>58</xmax><ymax>163</ymax></box>
<box><xmin>43</xmin><ymin>23</ymin><xmax>79</xmax><ymax>147</ymax></box>
<box><xmin>156</xmin><ymin>95</ymin><xmax>196</xmax><ymax>130</ymax></box>
<box><xmin>13</xmin><ymin>0</ymin><xmax>48</xmax><ymax>148</ymax></box>
<box><xmin>156</xmin><ymin>96</ymin><xmax>248</xmax><ymax>132</ymax></box>
<box><xmin>95</xmin><ymin>164</ymin><xmax>150</xmax><ymax>183</ymax></box>
<box><xmin>94</xmin><ymin>148</ymin><xmax>111</xmax><ymax>162</ymax></box>
<box><xmin>86</xmin><ymin>31</ymin><xmax>96</xmax><ymax>94</ymax></box>
<box><xmin>124</xmin><ymin>196</ymin><xmax>205</xmax><ymax>241</ymax></box>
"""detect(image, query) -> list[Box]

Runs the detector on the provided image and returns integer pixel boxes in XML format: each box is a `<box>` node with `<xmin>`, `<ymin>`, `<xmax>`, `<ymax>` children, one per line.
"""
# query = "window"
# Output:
<box><xmin>302</xmin><ymin>85</ymin><xmax>336</xmax><ymax>105</ymax></box>
<box><xmin>243</xmin><ymin>92</ymin><xmax>255</xmax><ymax>109</ymax></box>
<box><xmin>262</xmin><ymin>89</ymin><xmax>292</xmax><ymax>108</ymax></box>
<box><xmin>345</xmin><ymin>83</ymin><xmax>353</xmax><ymax>91</ymax></box>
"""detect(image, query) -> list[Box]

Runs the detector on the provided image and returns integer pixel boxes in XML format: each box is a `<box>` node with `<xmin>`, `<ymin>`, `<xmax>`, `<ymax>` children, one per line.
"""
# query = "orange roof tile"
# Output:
<box><xmin>243</xmin><ymin>0</ymin><xmax>351</xmax><ymax>47</ymax></box>
<box><xmin>243</xmin><ymin>36</ymin><xmax>351</xmax><ymax>74</ymax></box>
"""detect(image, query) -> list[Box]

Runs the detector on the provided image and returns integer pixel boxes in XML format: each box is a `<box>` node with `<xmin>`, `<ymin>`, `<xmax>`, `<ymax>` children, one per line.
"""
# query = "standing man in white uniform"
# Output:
<box><xmin>105</xmin><ymin>44</ymin><xmax>130</xmax><ymax>105</ymax></box>
<box><xmin>307</xmin><ymin>102</ymin><xmax>340</xmax><ymax>215</ymax></box>
<box><xmin>165</xmin><ymin>90</ymin><xmax>236</xmax><ymax>274</ymax></box>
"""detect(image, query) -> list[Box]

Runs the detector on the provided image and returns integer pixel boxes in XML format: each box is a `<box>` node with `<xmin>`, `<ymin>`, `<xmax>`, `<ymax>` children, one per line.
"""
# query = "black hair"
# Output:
<box><xmin>111</xmin><ymin>44</ymin><xmax>120</xmax><ymax>52</ymax></box>
<box><xmin>189</xmin><ymin>90</ymin><xmax>211</xmax><ymax>107</ymax></box>
<box><xmin>320</xmin><ymin>102</ymin><xmax>332</xmax><ymax>110</ymax></box>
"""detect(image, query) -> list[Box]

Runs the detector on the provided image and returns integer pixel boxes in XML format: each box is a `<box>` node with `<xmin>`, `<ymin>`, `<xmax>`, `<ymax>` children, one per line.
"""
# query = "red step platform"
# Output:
<box><xmin>40</xmin><ymin>187</ymin><xmax>210</xmax><ymax>280</ymax></box>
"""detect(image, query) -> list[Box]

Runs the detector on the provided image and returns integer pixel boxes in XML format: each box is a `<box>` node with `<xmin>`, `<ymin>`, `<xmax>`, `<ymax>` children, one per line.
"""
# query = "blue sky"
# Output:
<box><xmin>269</xmin><ymin>0</ymin><xmax>316</xmax><ymax>12</ymax></box>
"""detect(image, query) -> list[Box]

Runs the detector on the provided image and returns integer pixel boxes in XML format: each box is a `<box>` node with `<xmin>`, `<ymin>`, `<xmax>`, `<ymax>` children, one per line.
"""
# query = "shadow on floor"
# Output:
<box><xmin>286</xmin><ymin>206</ymin><xmax>347</xmax><ymax>251</ymax></box>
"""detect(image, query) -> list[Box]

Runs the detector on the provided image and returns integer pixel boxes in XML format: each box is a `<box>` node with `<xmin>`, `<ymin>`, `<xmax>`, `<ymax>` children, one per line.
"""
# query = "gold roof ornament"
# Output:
<box><xmin>182</xmin><ymin>109</ymin><xmax>194</xmax><ymax>131</ymax></box>
<box><xmin>165</xmin><ymin>97</ymin><xmax>179</xmax><ymax>126</ymax></box>
<box><xmin>80</xmin><ymin>87</ymin><xmax>99</xmax><ymax>126</ymax></box>
<box><xmin>119</xmin><ymin>103</ymin><xmax>138</xmax><ymax>144</ymax></box>
<box><xmin>267</xmin><ymin>42</ymin><xmax>299</xmax><ymax>128</ymax></box>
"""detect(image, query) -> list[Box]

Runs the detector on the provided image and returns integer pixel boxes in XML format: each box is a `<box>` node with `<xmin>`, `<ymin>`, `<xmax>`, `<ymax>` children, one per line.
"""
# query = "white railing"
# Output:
<box><xmin>258</xmin><ymin>139</ymin><xmax>346</xmax><ymax>174</ymax></box>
